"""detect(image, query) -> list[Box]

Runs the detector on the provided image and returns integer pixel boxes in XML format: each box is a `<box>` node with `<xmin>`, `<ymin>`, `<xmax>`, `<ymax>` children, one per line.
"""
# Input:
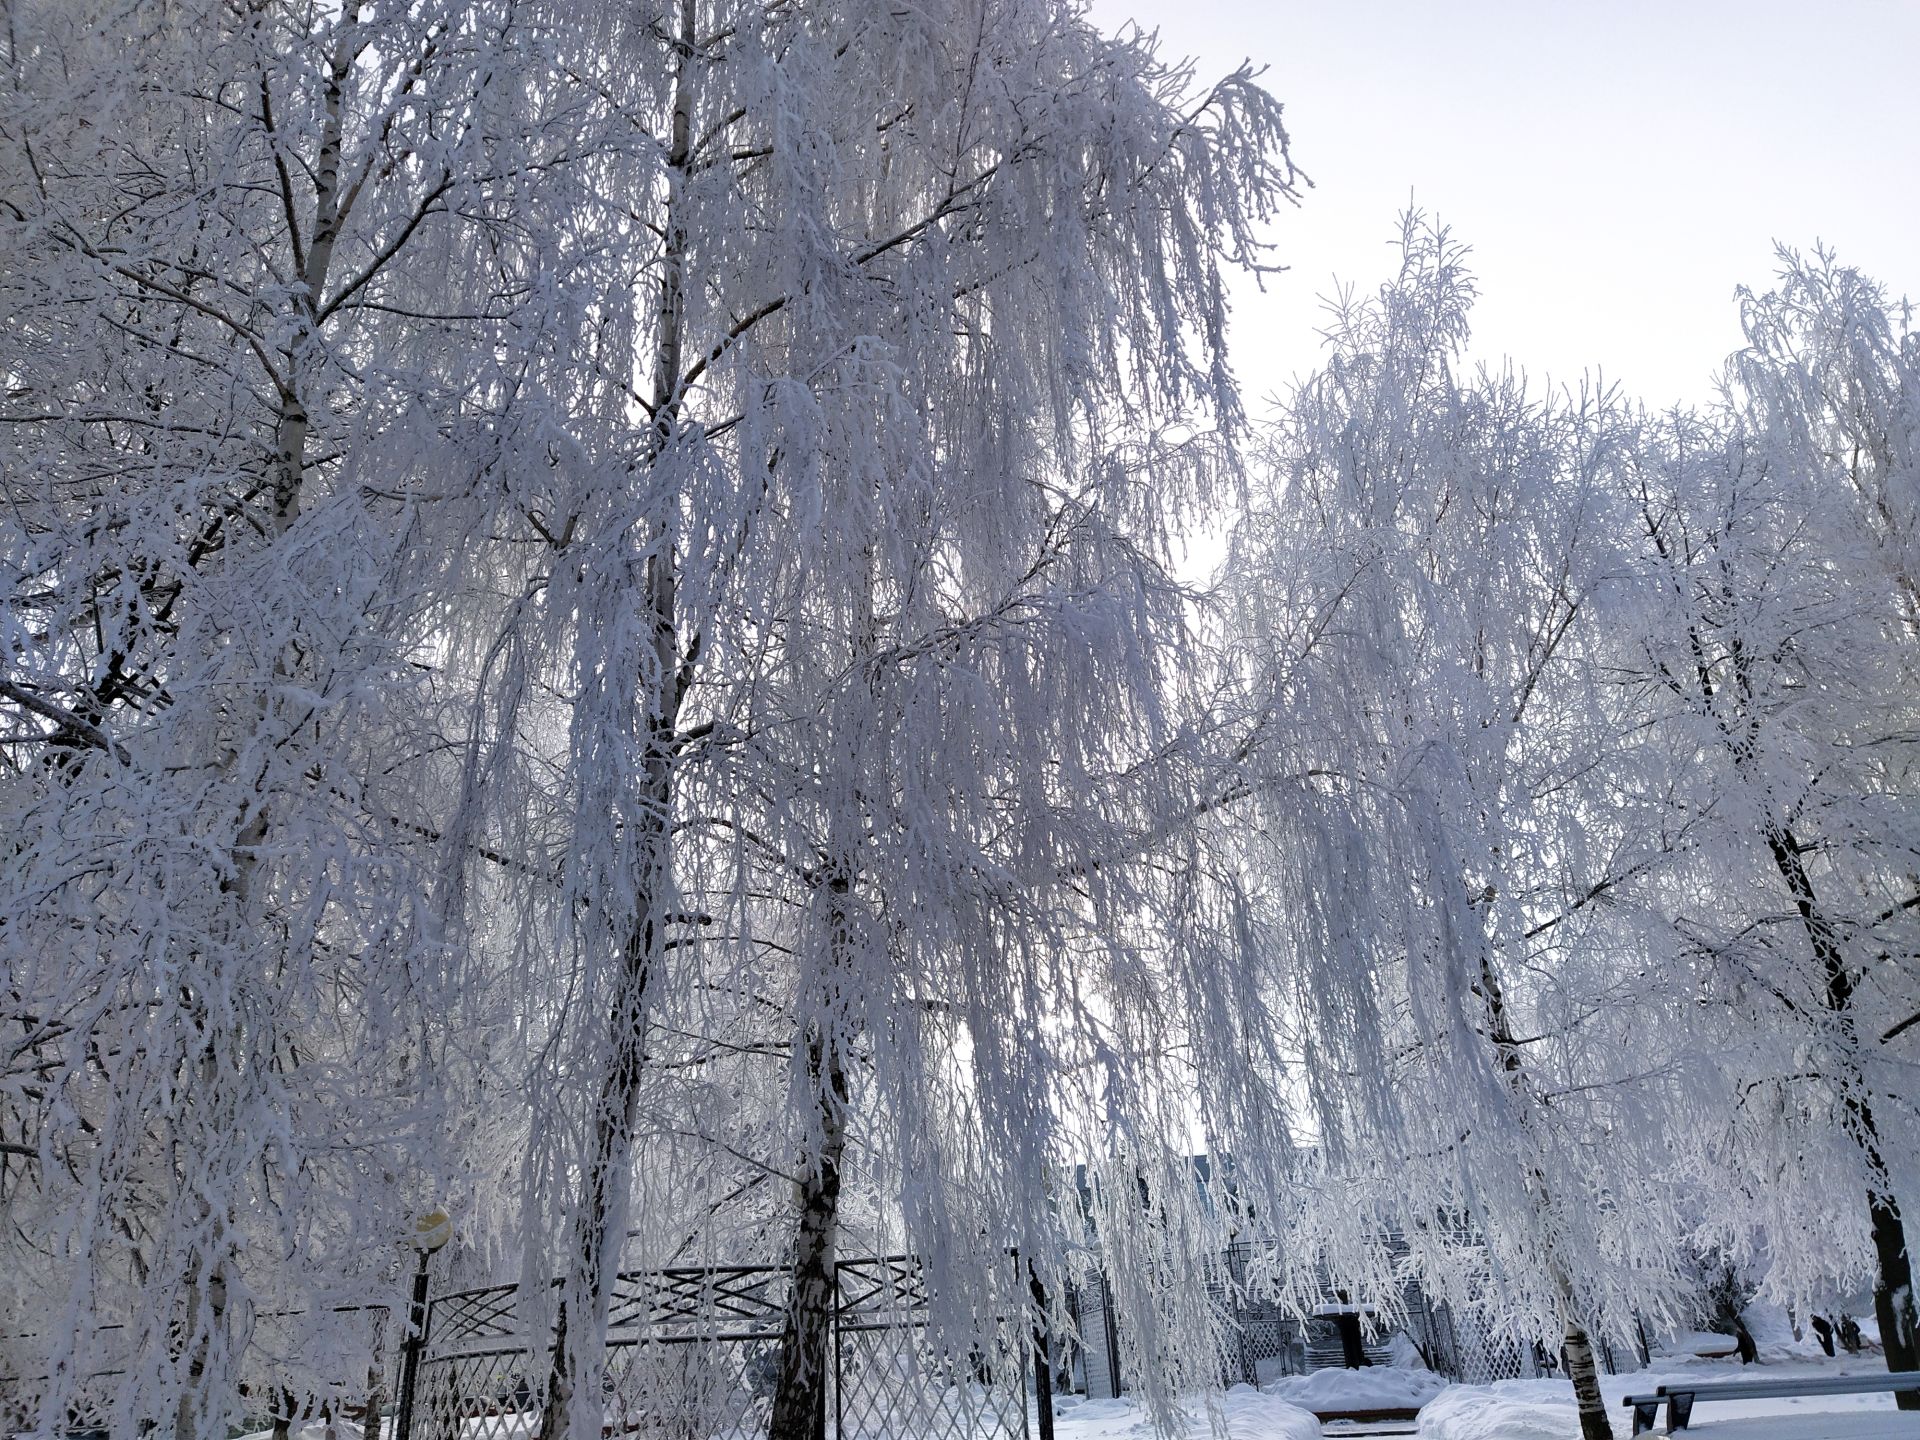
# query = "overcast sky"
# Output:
<box><xmin>1087</xmin><ymin>0</ymin><xmax>1920</xmax><ymax>410</ymax></box>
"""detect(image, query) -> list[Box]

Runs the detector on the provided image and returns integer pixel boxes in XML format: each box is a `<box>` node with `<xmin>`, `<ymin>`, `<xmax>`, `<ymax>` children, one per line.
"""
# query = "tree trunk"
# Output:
<box><xmin>1563</xmin><ymin>1323</ymin><xmax>1613</xmax><ymax>1440</ymax></box>
<box><xmin>769</xmin><ymin>505</ymin><xmax>881</xmax><ymax>1440</ymax></box>
<box><xmin>1870</xmin><ymin>1192</ymin><xmax>1920</xmax><ymax>1406</ymax></box>
<box><xmin>1029</xmin><ymin>1263</ymin><xmax>1056</xmax><ymax>1440</ymax></box>
<box><xmin>362</xmin><ymin>1359</ymin><xmax>385</xmax><ymax>1440</ymax></box>
<box><xmin>1765</xmin><ymin>824</ymin><xmax>1920</xmax><ymax>1401</ymax></box>
<box><xmin>537</xmin><ymin>3</ymin><xmax>698</xmax><ymax>1433</ymax></box>
<box><xmin>536</xmin><ymin>922</ymin><xmax>658</xmax><ymax>1440</ymax></box>
<box><xmin>1474</xmin><ymin>946</ymin><xmax>1614</xmax><ymax>1437</ymax></box>
<box><xmin>767</xmin><ymin>1015</ymin><xmax>851</xmax><ymax>1440</ymax></box>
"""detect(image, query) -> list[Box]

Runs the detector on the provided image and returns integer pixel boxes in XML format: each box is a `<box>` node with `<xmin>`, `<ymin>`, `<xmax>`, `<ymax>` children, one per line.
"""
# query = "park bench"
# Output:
<box><xmin>1622</xmin><ymin>1368</ymin><xmax>1920</xmax><ymax>1433</ymax></box>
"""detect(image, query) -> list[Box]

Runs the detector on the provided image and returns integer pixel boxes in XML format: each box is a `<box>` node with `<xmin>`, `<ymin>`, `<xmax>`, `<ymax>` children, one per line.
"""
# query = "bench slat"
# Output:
<box><xmin>1625</xmin><ymin>1370</ymin><xmax>1920</xmax><ymax>1403</ymax></box>
<box><xmin>1620</xmin><ymin>1367</ymin><xmax>1920</xmax><ymax>1405</ymax></box>
<box><xmin>1622</xmin><ymin>1371</ymin><xmax>1920</xmax><ymax>1435</ymax></box>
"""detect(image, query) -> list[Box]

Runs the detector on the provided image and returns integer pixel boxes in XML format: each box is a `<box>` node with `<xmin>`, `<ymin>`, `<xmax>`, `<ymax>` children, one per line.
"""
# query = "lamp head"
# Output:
<box><xmin>414</xmin><ymin>1209</ymin><xmax>452</xmax><ymax>1254</ymax></box>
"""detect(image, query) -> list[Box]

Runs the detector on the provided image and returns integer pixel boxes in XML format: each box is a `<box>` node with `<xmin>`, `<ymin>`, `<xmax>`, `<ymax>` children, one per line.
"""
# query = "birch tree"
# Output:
<box><xmin>1618</xmin><ymin>259</ymin><xmax>1920</xmax><ymax>1393</ymax></box>
<box><xmin>1225</xmin><ymin>217</ymin><xmax>1708</xmax><ymax>1440</ymax></box>
<box><xmin>353</xmin><ymin>3</ymin><xmax>1306</xmax><ymax>1435</ymax></box>
<box><xmin>0</xmin><ymin>1</ymin><xmax>598</xmax><ymax>1431</ymax></box>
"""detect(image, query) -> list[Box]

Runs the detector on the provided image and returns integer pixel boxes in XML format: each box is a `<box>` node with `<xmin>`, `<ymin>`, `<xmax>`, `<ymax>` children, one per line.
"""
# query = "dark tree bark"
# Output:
<box><xmin>1765</xmin><ymin>824</ymin><xmax>1920</xmax><ymax>1404</ymax></box>
<box><xmin>766</xmin><ymin>1021</ymin><xmax>850</xmax><ymax>1440</ymax></box>
<box><xmin>1473</xmin><ymin>949</ymin><xmax>1613</xmax><ymax>1436</ymax></box>
<box><xmin>536</xmin><ymin>922</ymin><xmax>659</xmax><ymax>1440</ymax></box>
<box><xmin>1030</xmin><ymin>1263</ymin><xmax>1056</xmax><ymax>1440</ymax></box>
<box><xmin>1562</xmin><ymin>1324</ymin><xmax>1614</xmax><ymax>1440</ymax></box>
<box><xmin>535</xmin><ymin>1</ymin><xmax>699</xmax><ymax>1432</ymax></box>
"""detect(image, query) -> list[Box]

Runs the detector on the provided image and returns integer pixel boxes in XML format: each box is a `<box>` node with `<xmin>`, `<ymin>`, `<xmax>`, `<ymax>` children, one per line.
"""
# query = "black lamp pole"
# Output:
<box><xmin>392</xmin><ymin>1246</ymin><xmax>434</xmax><ymax>1440</ymax></box>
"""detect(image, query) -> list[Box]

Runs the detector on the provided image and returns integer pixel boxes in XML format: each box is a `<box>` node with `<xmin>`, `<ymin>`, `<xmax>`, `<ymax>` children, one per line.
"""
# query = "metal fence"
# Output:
<box><xmin>6</xmin><ymin>1248</ymin><xmax>1651</xmax><ymax>1432</ymax></box>
<box><xmin>1420</xmin><ymin>1301</ymin><xmax>1532</xmax><ymax>1383</ymax></box>
<box><xmin>403</xmin><ymin>1255</ymin><xmax>1030</xmax><ymax>1440</ymax></box>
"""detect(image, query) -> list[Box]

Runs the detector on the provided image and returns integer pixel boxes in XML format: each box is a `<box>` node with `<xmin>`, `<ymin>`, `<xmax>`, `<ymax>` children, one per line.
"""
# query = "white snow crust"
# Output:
<box><xmin>1262</xmin><ymin>1366</ymin><xmax>1446</xmax><ymax>1413</ymax></box>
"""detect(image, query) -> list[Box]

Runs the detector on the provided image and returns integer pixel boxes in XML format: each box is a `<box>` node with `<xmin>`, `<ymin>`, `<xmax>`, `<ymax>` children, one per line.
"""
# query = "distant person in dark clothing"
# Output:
<box><xmin>1331</xmin><ymin>1291</ymin><xmax>1370</xmax><ymax>1368</ymax></box>
<box><xmin>1839</xmin><ymin>1316</ymin><xmax>1863</xmax><ymax>1354</ymax></box>
<box><xmin>1810</xmin><ymin>1314</ymin><xmax>1836</xmax><ymax>1356</ymax></box>
<box><xmin>1735</xmin><ymin>1320</ymin><xmax>1757</xmax><ymax>1365</ymax></box>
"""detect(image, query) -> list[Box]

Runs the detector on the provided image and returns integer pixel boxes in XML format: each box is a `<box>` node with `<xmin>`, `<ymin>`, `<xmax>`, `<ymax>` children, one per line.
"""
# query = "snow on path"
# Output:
<box><xmin>1054</xmin><ymin>1355</ymin><xmax>1920</xmax><ymax>1439</ymax></box>
<box><xmin>1682</xmin><ymin>1418</ymin><xmax>1920</xmax><ymax>1440</ymax></box>
<box><xmin>1417</xmin><ymin>1355</ymin><xmax>1920</xmax><ymax>1439</ymax></box>
<box><xmin>230</xmin><ymin>1358</ymin><xmax>1919</xmax><ymax>1440</ymax></box>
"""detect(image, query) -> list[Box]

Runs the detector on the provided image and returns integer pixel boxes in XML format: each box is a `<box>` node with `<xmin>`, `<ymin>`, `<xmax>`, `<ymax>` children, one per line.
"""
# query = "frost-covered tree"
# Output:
<box><xmin>0</xmin><ymin>1</ymin><xmax>622</xmax><ymax>1432</ymax></box>
<box><xmin>1225</xmin><ymin>217</ymin><xmax>1713</xmax><ymax>1440</ymax></box>
<box><xmin>1615</xmin><ymin>254</ymin><xmax>1920</xmax><ymax>1395</ymax></box>
<box><xmin>1733</xmin><ymin>247</ymin><xmax>1919</xmax><ymax>630</ymax></box>
<box><xmin>232</xmin><ymin>1</ymin><xmax>1304</xmax><ymax>1436</ymax></box>
<box><xmin>6</xmin><ymin>0</ymin><xmax>1305</xmax><ymax>1432</ymax></box>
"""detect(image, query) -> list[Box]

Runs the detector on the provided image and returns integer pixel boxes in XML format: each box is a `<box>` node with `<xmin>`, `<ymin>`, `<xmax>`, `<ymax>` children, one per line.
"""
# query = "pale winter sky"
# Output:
<box><xmin>1088</xmin><ymin>0</ymin><xmax>1920</xmax><ymax>411</ymax></box>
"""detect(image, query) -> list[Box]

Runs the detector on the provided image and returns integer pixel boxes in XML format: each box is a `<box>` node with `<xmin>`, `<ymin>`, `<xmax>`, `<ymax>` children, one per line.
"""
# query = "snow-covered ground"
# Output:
<box><xmin>1048</xmin><ymin>1355</ymin><xmax>1920</xmax><ymax>1440</ymax></box>
<box><xmin>1052</xmin><ymin>1387</ymin><xmax>1322</xmax><ymax>1440</ymax></box>
<box><xmin>229</xmin><ymin>1356</ymin><xmax>1920</xmax><ymax>1440</ymax></box>
<box><xmin>1417</xmin><ymin>1356</ymin><xmax>1920</xmax><ymax>1439</ymax></box>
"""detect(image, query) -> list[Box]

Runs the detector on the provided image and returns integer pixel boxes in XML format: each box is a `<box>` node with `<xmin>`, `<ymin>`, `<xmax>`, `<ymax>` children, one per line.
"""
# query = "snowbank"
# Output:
<box><xmin>1060</xmin><ymin>1357</ymin><xmax>1920</xmax><ymax>1440</ymax></box>
<box><xmin>1673</xmin><ymin>1418</ymin><xmax>1920</xmax><ymax>1439</ymax></box>
<box><xmin>1051</xmin><ymin>1385</ymin><xmax>1320</xmax><ymax>1440</ymax></box>
<box><xmin>1652</xmin><ymin>1328</ymin><xmax>1740</xmax><ymax>1359</ymax></box>
<box><xmin>1415</xmin><ymin>1383</ymin><xmax>1574</xmax><ymax>1440</ymax></box>
<box><xmin>1213</xmin><ymin>1387</ymin><xmax>1323</xmax><ymax>1440</ymax></box>
<box><xmin>1263</xmin><ymin>1366</ymin><xmax>1445</xmax><ymax>1413</ymax></box>
<box><xmin>1385</xmin><ymin>1331</ymin><xmax>1427</xmax><ymax>1368</ymax></box>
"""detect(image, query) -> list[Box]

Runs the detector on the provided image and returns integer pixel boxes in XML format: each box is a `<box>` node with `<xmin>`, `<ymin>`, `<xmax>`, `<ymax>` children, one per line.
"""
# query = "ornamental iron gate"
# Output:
<box><xmin>402</xmin><ymin>1257</ymin><xmax>1030</xmax><ymax>1440</ymax></box>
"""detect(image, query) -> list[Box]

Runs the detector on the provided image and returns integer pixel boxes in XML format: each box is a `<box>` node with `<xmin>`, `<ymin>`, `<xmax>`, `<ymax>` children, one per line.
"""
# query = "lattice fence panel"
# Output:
<box><xmin>1217</xmin><ymin>1243</ymin><xmax>1307</xmax><ymax>1386</ymax></box>
<box><xmin>1435</xmin><ymin>1305</ymin><xmax>1529</xmax><ymax>1384</ymax></box>
<box><xmin>1231</xmin><ymin>1301</ymin><xmax>1305</xmax><ymax>1385</ymax></box>
<box><xmin>406</xmin><ymin>1255</ymin><xmax>1025</xmax><ymax>1440</ymax></box>
<box><xmin>602</xmin><ymin>1336</ymin><xmax>782</xmax><ymax>1440</ymax></box>
<box><xmin>834</xmin><ymin>1323</ymin><xmax>1026</xmax><ymax>1440</ymax></box>
<box><xmin>834</xmin><ymin>1256</ymin><xmax>1027</xmax><ymax>1440</ymax></box>
<box><xmin>413</xmin><ymin>1347</ymin><xmax>543</xmax><ymax>1440</ymax></box>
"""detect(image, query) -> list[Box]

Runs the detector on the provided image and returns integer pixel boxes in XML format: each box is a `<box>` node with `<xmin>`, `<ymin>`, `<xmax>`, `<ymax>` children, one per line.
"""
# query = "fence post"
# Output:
<box><xmin>392</xmin><ymin>1250</ymin><xmax>433</xmax><ymax>1440</ymax></box>
<box><xmin>1101</xmin><ymin>1273</ymin><xmax>1123</xmax><ymax>1397</ymax></box>
<box><xmin>829</xmin><ymin>1258</ymin><xmax>840</xmax><ymax>1440</ymax></box>
<box><xmin>1025</xmin><ymin>1258</ymin><xmax>1053</xmax><ymax>1440</ymax></box>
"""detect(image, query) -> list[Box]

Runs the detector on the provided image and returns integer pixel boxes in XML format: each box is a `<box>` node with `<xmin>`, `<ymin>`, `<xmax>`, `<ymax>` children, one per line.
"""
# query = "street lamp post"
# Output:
<box><xmin>392</xmin><ymin>1210</ymin><xmax>451</xmax><ymax>1440</ymax></box>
